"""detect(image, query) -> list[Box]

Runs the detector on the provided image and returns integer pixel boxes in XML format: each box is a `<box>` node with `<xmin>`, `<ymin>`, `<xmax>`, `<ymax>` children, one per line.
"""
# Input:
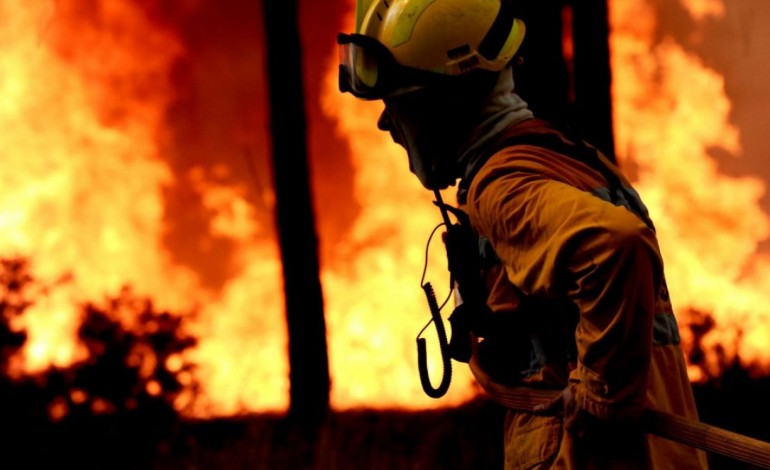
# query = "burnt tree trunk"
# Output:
<box><xmin>571</xmin><ymin>0</ymin><xmax>616</xmax><ymax>162</ymax></box>
<box><xmin>514</xmin><ymin>0</ymin><xmax>616</xmax><ymax>163</ymax></box>
<box><xmin>262</xmin><ymin>0</ymin><xmax>330</xmax><ymax>424</ymax></box>
<box><xmin>513</xmin><ymin>2</ymin><xmax>571</xmax><ymax>128</ymax></box>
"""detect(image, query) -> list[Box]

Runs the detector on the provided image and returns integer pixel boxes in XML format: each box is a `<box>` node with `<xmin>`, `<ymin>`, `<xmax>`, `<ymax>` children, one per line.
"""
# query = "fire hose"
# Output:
<box><xmin>469</xmin><ymin>354</ymin><xmax>770</xmax><ymax>469</ymax></box>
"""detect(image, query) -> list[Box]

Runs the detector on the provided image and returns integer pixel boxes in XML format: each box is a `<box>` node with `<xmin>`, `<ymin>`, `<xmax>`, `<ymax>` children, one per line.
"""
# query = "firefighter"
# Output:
<box><xmin>338</xmin><ymin>0</ymin><xmax>709</xmax><ymax>468</ymax></box>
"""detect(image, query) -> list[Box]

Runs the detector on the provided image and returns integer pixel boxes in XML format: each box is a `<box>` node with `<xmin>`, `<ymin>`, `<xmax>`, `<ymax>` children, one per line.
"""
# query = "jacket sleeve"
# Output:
<box><xmin>466</xmin><ymin>158</ymin><xmax>662</xmax><ymax>420</ymax></box>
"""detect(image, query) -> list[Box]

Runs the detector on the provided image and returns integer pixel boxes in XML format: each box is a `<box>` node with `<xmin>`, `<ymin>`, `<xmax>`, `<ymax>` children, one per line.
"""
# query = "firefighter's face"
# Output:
<box><xmin>377</xmin><ymin>87</ymin><xmax>467</xmax><ymax>191</ymax></box>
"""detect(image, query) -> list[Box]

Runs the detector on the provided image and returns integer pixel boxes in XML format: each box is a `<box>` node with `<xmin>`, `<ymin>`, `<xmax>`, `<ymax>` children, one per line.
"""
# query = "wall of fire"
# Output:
<box><xmin>1</xmin><ymin>0</ymin><xmax>769</xmax><ymax>422</ymax></box>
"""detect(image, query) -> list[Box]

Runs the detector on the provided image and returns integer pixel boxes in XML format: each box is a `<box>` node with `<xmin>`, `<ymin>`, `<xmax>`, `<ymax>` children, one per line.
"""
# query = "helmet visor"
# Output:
<box><xmin>337</xmin><ymin>33</ymin><xmax>433</xmax><ymax>100</ymax></box>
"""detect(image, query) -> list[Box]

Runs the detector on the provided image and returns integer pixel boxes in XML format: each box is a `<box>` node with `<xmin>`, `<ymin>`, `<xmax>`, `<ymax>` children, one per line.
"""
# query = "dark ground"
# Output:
<box><xmin>5</xmin><ymin>378</ymin><xmax>769</xmax><ymax>470</ymax></box>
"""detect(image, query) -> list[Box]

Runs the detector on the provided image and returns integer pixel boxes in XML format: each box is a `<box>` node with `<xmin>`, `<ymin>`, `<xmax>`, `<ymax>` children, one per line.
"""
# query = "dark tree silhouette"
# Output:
<box><xmin>512</xmin><ymin>0</ymin><xmax>616</xmax><ymax>162</ymax></box>
<box><xmin>262</xmin><ymin>0</ymin><xmax>331</xmax><ymax>426</ymax></box>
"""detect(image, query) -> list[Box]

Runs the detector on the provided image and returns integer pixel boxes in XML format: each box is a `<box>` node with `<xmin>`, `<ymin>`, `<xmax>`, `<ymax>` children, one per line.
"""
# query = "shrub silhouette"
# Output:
<box><xmin>0</xmin><ymin>258</ymin><xmax>198</xmax><ymax>469</ymax></box>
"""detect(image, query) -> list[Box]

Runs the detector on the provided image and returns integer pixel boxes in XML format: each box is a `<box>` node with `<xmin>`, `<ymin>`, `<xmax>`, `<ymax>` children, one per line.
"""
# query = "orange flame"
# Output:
<box><xmin>0</xmin><ymin>0</ymin><xmax>289</xmax><ymax>417</ymax></box>
<box><xmin>609</xmin><ymin>0</ymin><xmax>770</xmax><ymax>381</ymax></box>
<box><xmin>0</xmin><ymin>1</ymin><xmax>196</xmax><ymax>370</ymax></box>
<box><xmin>4</xmin><ymin>0</ymin><xmax>769</xmax><ymax>422</ymax></box>
<box><xmin>4</xmin><ymin>0</ymin><xmax>476</xmax><ymax>417</ymax></box>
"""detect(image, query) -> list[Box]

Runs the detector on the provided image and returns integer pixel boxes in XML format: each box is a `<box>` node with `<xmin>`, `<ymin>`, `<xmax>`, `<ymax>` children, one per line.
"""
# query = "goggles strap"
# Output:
<box><xmin>478</xmin><ymin>0</ymin><xmax>516</xmax><ymax>60</ymax></box>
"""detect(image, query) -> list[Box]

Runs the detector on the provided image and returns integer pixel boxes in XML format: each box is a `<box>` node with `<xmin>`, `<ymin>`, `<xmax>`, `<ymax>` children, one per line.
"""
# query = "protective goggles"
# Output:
<box><xmin>337</xmin><ymin>33</ymin><xmax>438</xmax><ymax>100</ymax></box>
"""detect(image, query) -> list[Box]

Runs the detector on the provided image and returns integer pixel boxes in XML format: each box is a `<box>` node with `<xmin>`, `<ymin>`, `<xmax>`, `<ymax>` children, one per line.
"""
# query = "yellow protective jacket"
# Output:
<box><xmin>459</xmin><ymin>118</ymin><xmax>708</xmax><ymax>469</ymax></box>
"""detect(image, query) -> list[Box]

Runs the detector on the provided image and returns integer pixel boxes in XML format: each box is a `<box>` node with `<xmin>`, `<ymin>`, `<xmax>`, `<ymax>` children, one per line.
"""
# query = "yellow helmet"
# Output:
<box><xmin>338</xmin><ymin>0</ymin><xmax>525</xmax><ymax>99</ymax></box>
